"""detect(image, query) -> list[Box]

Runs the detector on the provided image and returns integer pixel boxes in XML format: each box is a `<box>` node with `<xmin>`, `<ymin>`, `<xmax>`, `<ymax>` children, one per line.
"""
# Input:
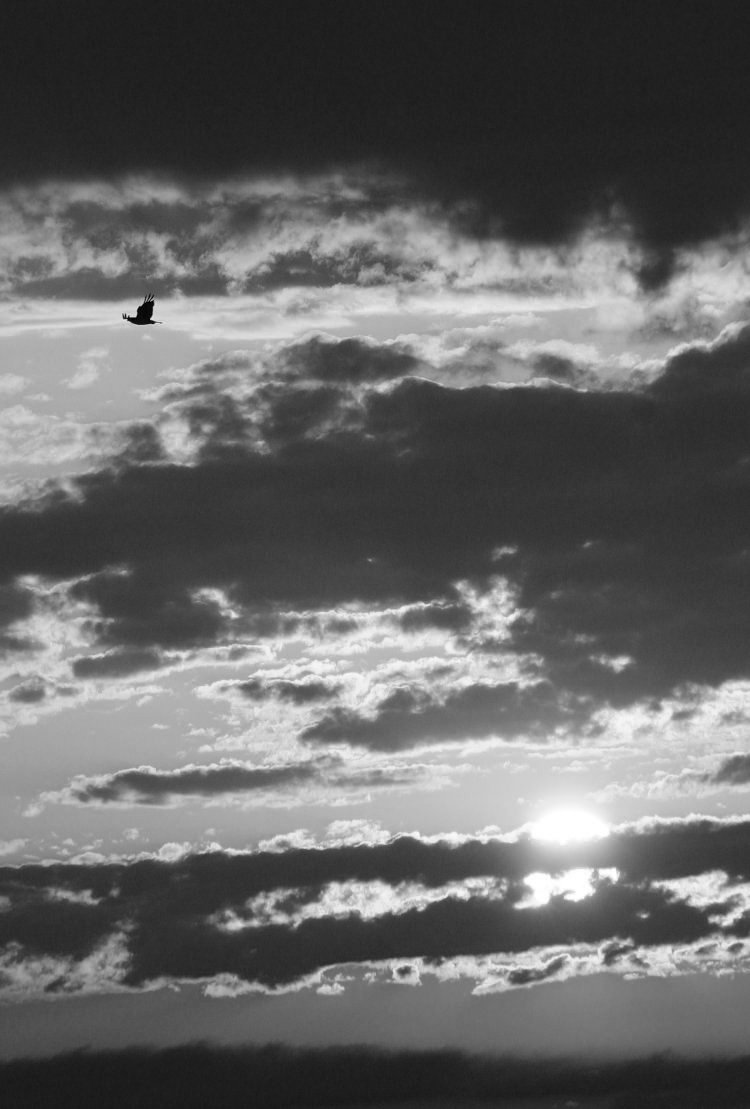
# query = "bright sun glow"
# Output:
<box><xmin>530</xmin><ymin>808</ymin><xmax>610</xmax><ymax>845</ymax></box>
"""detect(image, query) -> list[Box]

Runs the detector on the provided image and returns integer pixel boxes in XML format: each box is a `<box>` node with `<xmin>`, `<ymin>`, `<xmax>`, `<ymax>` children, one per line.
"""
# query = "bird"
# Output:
<box><xmin>122</xmin><ymin>293</ymin><xmax>161</xmax><ymax>325</ymax></box>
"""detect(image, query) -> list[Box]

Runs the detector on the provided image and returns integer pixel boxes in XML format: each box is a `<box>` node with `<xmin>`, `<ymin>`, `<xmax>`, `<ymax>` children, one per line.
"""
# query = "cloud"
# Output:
<box><xmin>72</xmin><ymin>649</ymin><xmax>164</xmax><ymax>679</ymax></box>
<box><xmin>39</xmin><ymin>757</ymin><xmax>429</xmax><ymax>809</ymax></box>
<box><xmin>302</xmin><ymin>680</ymin><xmax>583</xmax><ymax>751</ymax></box>
<box><xmin>0</xmin><ymin>172</ymin><xmax>743</xmax><ymax>346</ymax></box>
<box><xmin>51</xmin><ymin>760</ymin><xmax>324</xmax><ymax>806</ymax></box>
<box><xmin>506</xmin><ymin>952</ymin><xmax>569</xmax><ymax>987</ymax></box>
<box><xmin>235</xmin><ymin>677</ymin><xmax>341</xmax><ymax>704</ymax></box>
<box><xmin>711</xmin><ymin>755</ymin><xmax>750</xmax><ymax>787</ymax></box>
<box><xmin>0</xmin><ymin>838</ymin><xmax>26</xmax><ymax>857</ymax></box>
<box><xmin>0</xmin><ymin>583</ymin><xmax>33</xmax><ymax>628</ymax></box>
<box><xmin>396</xmin><ymin>601</ymin><xmax>473</xmax><ymax>634</ymax></box>
<box><xmin>70</xmin><ymin>573</ymin><xmax>231</xmax><ymax>651</ymax></box>
<box><xmin>0</xmin><ymin>405</ymin><xmax>104</xmax><ymax>470</ymax></box>
<box><xmin>8</xmin><ymin>677</ymin><xmax>47</xmax><ymax>703</ymax></box>
<box><xmin>0</xmin><ymin>583</ymin><xmax>35</xmax><ymax>655</ymax></box>
<box><xmin>280</xmin><ymin>336</ymin><xmax>422</xmax><ymax>384</ymax></box>
<box><xmin>0</xmin><ymin>177</ymin><xmax>518</xmax><ymax>314</ymax></box>
<box><xmin>0</xmin><ymin>374</ymin><xmax>28</xmax><ymax>396</ymax></box>
<box><xmin>65</xmin><ymin>346</ymin><xmax>110</xmax><ymax>391</ymax></box>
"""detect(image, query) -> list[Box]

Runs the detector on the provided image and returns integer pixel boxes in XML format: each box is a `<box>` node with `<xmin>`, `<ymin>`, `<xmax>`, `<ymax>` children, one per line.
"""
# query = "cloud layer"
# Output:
<box><xmin>3</xmin><ymin>819</ymin><xmax>750</xmax><ymax>998</ymax></box>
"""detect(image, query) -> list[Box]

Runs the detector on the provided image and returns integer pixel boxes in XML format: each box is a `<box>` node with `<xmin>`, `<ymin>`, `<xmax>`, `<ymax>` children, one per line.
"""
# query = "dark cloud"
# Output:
<box><xmin>650</xmin><ymin>324</ymin><xmax>750</xmax><ymax>397</ymax></box>
<box><xmin>49</xmin><ymin>757</ymin><xmax>421</xmax><ymax>807</ymax></box>
<box><xmin>495</xmin><ymin>344</ymin><xmax>750</xmax><ymax>702</ymax></box>
<box><xmin>600</xmin><ymin>939</ymin><xmax>636</xmax><ymax>967</ymax></box>
<box><xmin>64</xmin><ymin>760</ymin><xmax>322</xmax><ymax>805</ymax></box>
<box><xmin>506</xmin><ymin>953</ymin><xmax>569</xmax><ymax>987</ymax></box>
<box><xmin>8</xmin><ymin>678</ymin><xmax>46</xmax><ymax>704</ymax></box>
<box><xmin>0</xmin><ymin>634</ymin><xmax>36</xmax><ymax>655</ymax></box>
<box><xmin>531</xmin><ymin>353</ymin><xmax>580</xmax><ymax>383</ymax></box>
<box><xmin>302</xmin><ymin>680</ymin><xmax>583</xmax><ymax>751</ymax></box>
<box><xmin>281</xmin><ymin>336</ymin><xmax>421</xmax><ymax>385</ymax></box>
<box><xmin>244</xmin><ymin>250</ymin><xmax>344</xmax><ymax>293</ymax></box>
<box><xmin>113</xmin><ymin>424</ymin><xmax>166</xmax><ymax>467</ymax></box>
<box><xmin>70</xmin><ymin>572</ymin><xmax>229</xmax><ymax>651</ymax></box>
<box><xmin>711</xmin><ymin>756</ymin><xmax>750</xmax><ymax>787</ymax></box>
<box><xmin>636</xmin><ymin>249</ymin><xmax>680</xmax><ymax>294</ymax></box>
<box><xmin>116</xmin><ymin>881</ymin><xmax>721</xmax><ymax>989</ymax></box>
<box><xmin>254</xmin><ymin>385</ymin><xmax>346</xmax><ymax>449</ymax></box>
<box><xmin>236</xmin><ymin>677</ymin><xmax>341</xmax><ymax>705</ymax></box>
<box><xmin>0</xmin><ymin>587</ymin><xmax>37</xmax><ymax>629</ymax></box>
<box><xmin>0</xmin><ymin>583</ymin><xmax>35</xmax><ymax>656</ymax></box>
<box><xmin>396</xmin><ymin>602</ymin><xmax>473</xmax><ymax>634</ymax></box>
<box><xmin>72</xmin><ymin>648</ymin><xmax>163</xmax><ymax>680</ymax></box>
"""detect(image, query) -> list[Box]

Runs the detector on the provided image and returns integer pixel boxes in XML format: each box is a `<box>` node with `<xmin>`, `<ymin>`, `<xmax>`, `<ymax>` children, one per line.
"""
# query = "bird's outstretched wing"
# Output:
<box><xmin>135</xmin><ymin>294</ymin><xmax>155</xmax><ymax>322</ymax></box>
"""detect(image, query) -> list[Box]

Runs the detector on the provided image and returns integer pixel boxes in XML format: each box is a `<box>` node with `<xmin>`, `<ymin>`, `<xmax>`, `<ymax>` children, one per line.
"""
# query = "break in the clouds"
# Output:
<box><xmin>2</xmin><ymin>818</ymin><xmax>750</xmax><ymax>999</ymax></box>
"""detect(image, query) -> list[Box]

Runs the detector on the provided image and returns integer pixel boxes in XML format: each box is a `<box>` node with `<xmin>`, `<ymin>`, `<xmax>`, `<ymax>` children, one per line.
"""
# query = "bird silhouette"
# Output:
<box><xmin>122</xmin><ymin>293</ymin><xmax>161</xmax><ymax>325</ymax></box>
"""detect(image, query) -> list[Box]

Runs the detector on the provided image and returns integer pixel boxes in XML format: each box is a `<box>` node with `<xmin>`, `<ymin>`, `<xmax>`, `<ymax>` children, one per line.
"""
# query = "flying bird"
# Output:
<box><xmin>122</xmin><ymin>293</ymin><xmax>161</xmax><ymax>325</ymax></box>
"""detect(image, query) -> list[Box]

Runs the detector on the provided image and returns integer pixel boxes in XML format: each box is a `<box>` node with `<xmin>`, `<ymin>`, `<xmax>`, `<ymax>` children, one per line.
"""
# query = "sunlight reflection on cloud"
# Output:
<box><xmin>519</xmin><ymin>868</ymin><xmax>620</xmax><ymax>909</ymax></box>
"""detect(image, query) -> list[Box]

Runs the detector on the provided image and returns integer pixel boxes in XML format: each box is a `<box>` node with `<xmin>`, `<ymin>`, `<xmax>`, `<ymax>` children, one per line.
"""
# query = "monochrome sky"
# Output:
<box><xmin>5</xmin><ymin>2</ymin><xmax>750</xmax><ymax>1092</ymax></box>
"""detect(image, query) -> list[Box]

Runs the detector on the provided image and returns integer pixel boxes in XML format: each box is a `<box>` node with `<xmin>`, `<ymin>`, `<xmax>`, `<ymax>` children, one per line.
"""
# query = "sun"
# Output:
<box><xmin>530</xmin><ymin>808</ymin><xmax>609</xmax><ymax>845</ymax></box>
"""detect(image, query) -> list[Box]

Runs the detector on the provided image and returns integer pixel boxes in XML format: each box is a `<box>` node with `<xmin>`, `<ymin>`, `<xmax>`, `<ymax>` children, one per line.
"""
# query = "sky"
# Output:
<box><xmin>4</xmin><ymin>1</ymin><xmax>750</xmax><ymax>1102</ymax></box>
